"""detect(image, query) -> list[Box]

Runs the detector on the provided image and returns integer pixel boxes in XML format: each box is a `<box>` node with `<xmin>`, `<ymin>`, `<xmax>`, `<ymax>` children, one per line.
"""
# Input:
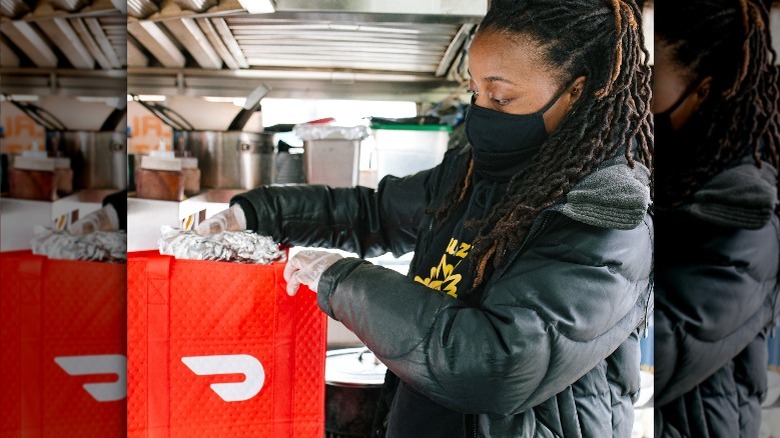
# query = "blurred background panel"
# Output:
<box><xmin>0</xmin><ymin>1</ymin><xmax>128</xmax><ymax>437</ymax></box>
<box><xmin>653</xmin><ymin>1</ymin><xmax>780</xmax><ymax>438</ymax></box>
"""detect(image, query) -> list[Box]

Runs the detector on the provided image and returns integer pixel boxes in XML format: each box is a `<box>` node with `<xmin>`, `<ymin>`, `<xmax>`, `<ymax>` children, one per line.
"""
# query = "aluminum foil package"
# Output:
<box><xmin>293</xmin><ymin>123</ymin><xmax>370</xmax><ymax>141</ymax></box>
<box><xmin>31</xmin><ymin>226</ymin><xmax>127</xmax><ymax>262</ymax></box>
<box><xmin>158</xmin><ymin>226</ymin><xmax>286</xmax><ymax>264</ymax></box>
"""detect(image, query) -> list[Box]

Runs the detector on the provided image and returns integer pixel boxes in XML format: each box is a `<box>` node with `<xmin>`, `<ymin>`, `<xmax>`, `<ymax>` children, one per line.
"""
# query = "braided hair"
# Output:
<box><xmin>432</xmin><ymin>0</ymin><xmax>654</xmax><ymax>288</ymax></box>
<box><xmin>654</xmin><ymin>0</ymin><xmax>780</xmax><ymax>211</ymax></box>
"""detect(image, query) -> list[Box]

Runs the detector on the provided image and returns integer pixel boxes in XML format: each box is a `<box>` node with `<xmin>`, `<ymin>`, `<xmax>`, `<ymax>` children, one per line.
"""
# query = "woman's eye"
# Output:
<box><xmin>492</xmin><ymin>98</ymin><xmax>510</xmax><ymax>106</ymax></box>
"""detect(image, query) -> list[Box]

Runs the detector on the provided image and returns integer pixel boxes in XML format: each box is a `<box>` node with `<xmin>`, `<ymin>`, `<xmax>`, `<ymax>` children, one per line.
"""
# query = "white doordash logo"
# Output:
<box><xmin>181</xmin><ymin>354</ymin><xmax>265</xmax><ymax>402</ymax></box>
<box><xmin>54</xmin><ymin>355</ymin><xmax>127</xmax><ymax>402</ymax></box>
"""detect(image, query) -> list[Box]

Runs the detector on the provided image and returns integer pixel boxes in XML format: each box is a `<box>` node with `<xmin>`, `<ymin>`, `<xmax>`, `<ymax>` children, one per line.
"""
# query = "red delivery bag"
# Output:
<box><xmin>126</xmin><ymin>251</ymin><xmax>327</xmax><ymax>437</ymax></box>
<box><xmin>0</xmin><ymin>250</ymin><xmax>127</xmax><ymax>437</ymax></box>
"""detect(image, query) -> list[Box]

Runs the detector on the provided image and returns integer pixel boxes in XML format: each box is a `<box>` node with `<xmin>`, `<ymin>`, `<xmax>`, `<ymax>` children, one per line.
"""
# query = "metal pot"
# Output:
<box><xmin>174</xmin><ymin>130</ymin><xmax>275</xmax><ymax>190</ymax></box>
<box><xmin>59</xmin><ymin>130</ymin><xmax>127</xmax><ymax>190</ymax></box>
<box><xmin>4</xmin><ymin>96</ymin><xmax>127</xmax><ymax>191</ymax></box>
<box><xmin>325</xmin><ymin>348</ymin><xmax>387</xmax><ymax>438</ymax></box>
<box><xmin>133</xmin><ymin>89</ymin><xmax>274</xmax><ymax>191</ymax></box>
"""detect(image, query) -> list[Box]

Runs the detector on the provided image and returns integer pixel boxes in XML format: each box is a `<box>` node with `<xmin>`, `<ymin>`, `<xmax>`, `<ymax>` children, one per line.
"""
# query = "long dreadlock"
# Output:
<box><xmin>654</xmin><ymin>0</ymin><xmax>780</xmax><ymax>211</ymax></box>
<box><xmin>432</xmin><ymin>0</ymin><xmax>654</xmax><ymax>288</ymax></box>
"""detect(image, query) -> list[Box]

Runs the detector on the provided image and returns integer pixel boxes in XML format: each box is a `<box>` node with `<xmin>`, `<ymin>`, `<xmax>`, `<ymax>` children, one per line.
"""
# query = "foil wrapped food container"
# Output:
<box><xmin>31</xmin><ymin>226</ymin><xmax>127</xmax><ymax>262</ymax></box>
<box><xmin>158</xmin><ymin>226</ymin><xmax>285</xmax><ymax>264</ymax></box>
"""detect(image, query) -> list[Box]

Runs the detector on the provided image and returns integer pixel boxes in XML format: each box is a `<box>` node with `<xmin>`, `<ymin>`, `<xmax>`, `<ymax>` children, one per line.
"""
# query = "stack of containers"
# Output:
<box><xmin>371</xmin><ymin>124</ymin><xmax>451</xmax><ymax>180</ymax></box>
<box><xmin>9</xmin><ymin>147</ymin><xmax>58</xmax><ymax>201</ymax></box>
<box><xmin>135</xmin><ymin>141</ymin><xmax>185</xmax><ymax>202</ymax></box>
<box><xmin>294</xmin><ymin>122</ymin><xmax>370</xmax><ymax>188</ymax></box>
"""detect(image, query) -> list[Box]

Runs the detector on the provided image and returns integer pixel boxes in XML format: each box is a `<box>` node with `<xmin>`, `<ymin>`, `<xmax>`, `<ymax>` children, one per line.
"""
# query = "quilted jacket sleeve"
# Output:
<box><xmin>654</xmin><ymin>215</ymin><xmax>780</xmax><ymax>406</ymax></box>
<box><xmin>229</xmin><ymin>163</ymin><xmax>444</xmax><ymax>259</ymax></box>
<box><xmin>316</xmin><ymin>213</ymin><xmax>653</xmax><ymax>415</ymax></box>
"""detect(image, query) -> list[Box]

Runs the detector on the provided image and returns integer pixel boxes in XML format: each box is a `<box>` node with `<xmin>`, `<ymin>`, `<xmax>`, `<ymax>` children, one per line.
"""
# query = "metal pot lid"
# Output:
<box><xmin>325</xmin><ymin>347</ymin><xmax>387</xmax><ymax>387</ymax></box>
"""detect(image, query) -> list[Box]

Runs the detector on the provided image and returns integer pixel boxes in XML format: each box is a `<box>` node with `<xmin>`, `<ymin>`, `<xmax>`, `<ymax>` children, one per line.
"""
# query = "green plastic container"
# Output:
<box><xmin>370</xmin><ymin>124</ymin><xmax>451</xmax><ymax>179</ymax></box>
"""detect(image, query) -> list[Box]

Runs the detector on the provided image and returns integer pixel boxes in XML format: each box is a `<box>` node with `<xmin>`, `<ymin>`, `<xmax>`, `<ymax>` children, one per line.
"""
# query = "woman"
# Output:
<box><xmin>199</xmin><ymin>0</ymin><xmax>653</xmax><ymax>436</ymax></box>
<box><xmin>652</xmin><ymin>0</ymin><xmax>780</xmax><ymax>437</ymax></box>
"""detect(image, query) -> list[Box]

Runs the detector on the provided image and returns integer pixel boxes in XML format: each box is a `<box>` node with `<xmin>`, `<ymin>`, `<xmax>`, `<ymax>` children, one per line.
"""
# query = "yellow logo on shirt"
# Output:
<box><xmin>414</xmin><ymin>238</ymin><xmax>471</xmax><ymax>298</ymax></box>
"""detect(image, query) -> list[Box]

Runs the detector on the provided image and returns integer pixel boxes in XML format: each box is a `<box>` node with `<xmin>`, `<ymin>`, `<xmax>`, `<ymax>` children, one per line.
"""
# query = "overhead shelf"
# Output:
<box><xmin>2</xmin><ymin>0</ymin><xmax>480</xmax><ymax>99</ymax></box>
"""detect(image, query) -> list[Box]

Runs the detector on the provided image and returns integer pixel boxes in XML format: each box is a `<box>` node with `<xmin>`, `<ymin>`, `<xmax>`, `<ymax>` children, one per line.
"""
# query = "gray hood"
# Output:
<box><xmin>685</xmin><ymin>157</ymin><xmax>778</xmax><ymax>229</ymax></box>
<box><xmin>558</xmin><ymin>156</ymin><xmax>652</xmax><ymax>230</ymax></box>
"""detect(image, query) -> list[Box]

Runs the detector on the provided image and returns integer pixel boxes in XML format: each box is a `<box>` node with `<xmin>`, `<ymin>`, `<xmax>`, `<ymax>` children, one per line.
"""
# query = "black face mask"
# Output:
<box><xmin>653</xmin><ymin>80</ymin><xmax>702</xmax><ymax>207</ymax></box>
<box><xmin>465</xmin><ymin>79</ymin><xmax>575</xmax><ymax>181</ymax></box>
<box><xmin>653</xmin><ymin>80</ymin><xmax>699</xmax><ymax>141</ymax></box>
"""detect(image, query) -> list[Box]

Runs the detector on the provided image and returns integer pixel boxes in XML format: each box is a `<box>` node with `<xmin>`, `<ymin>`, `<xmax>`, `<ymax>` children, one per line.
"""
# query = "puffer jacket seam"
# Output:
<box><xmin>534</xmin><ymin>416</ymin><xmax>564</xmax><ymax>438</ymax></box>
<box><xmin>492</xmin><ymin>280</ymin><xmax>645</xmax><ymax>344</ymax></box>
<box><xmin>519</xmin><ymin>290</ymin><xmax>649</xmax><ymax>409</ymax></box>
<box><xmin>667</xmin><ymin>288</ymin><xmax>778</xmax><ymax>344</ymax></box>
<box><xmin>508</xmin><ymin>322</ymin><xmax>557</xmax><ymax>414</ymax></box>
<box><xmin>373</xmin><ymin>299</ymin><xmax>451</xmax><ymax>361</ymax></box>
<box><xmin>486</xmin><ymin>211</ymin><xmax>651</xmax><ymax>283</ymax></box>
<box><xmin>574</xmin><ymin>390</ymin><xmax>612</xmax><ymax>399</ymax></box>
<box><xmin>520</xmin><ymin>239</ymin><xmax>646</xmax><ymax>282</ymax></box>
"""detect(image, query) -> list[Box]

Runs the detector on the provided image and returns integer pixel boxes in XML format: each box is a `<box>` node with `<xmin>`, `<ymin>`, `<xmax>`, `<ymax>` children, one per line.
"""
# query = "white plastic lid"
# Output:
<box><xmin>21</xmin><ymin>150</ymin><xmax>49</xmax><ymax>159</ymax></box>
<box><xmin>180</xmin><ymin>157</ymin><xmax>198</xmax><ymax>169</ymax></box>
<box><xmin>141</xmin><ymin>155</ymin><xmax>183</xmax><ymax>171</ymax></box>
<box><xmin>54</xmin><ymin>157</ymin><xmax>70</xmax><ymax>168</ymax></box>
<box><xmin>14</xmin><ymin>156</ymin><xmax>55</xmax><ymax>172</ymax></box>
<box><xmin>149</xmin><ymin>149</ymin><xmax>176</xmax><ymax>159</ymax></box>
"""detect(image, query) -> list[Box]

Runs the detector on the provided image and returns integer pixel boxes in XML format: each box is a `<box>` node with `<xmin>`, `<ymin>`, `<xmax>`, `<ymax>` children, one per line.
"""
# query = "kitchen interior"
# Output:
<box><xmin>121</xmin><ymin>2</ymin><xmax>482</xmax><ymax>432</ymax></box>
<box><xmin>1</xmin><ymin>0</ymin><xmax>779</xmax><ymax>437</ymax></box>
<box><xmin>123</xmin><ymin>0</ymin><xmax>482</xmax><ymax>342</ymax></box>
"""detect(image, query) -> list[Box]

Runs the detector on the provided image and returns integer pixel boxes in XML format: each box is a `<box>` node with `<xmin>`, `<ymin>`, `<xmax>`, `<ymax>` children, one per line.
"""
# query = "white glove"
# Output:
<box><xmin>284</xmin><ymin>250</ymin><xmax>344</xmax><ymax>296</ymax></box>
<box><xmin>67</xmin><ymin>205</ymin><xmax>119</xmax><ymax>236</ymax></box>
<box><xmin>195</xmin><ymin>203</ymin><xmax>247</xmax><ymax>236</ymax></box>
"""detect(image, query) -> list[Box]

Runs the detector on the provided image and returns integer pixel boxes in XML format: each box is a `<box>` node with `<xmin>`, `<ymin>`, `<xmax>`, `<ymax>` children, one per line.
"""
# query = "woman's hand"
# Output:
<box><xmin>284</xmin><ymin>250</ymin><xmax>344</xmax><ymax>296</ymax></box>
<box><xmin>67</xmin><ymin>204</ymin><xmax>119</xmax><ymax>236</ymax></box>
<box><xmin>195</xmin><ymin>204</ymin><xmax>247</xmax><ymax>236</ymax></box>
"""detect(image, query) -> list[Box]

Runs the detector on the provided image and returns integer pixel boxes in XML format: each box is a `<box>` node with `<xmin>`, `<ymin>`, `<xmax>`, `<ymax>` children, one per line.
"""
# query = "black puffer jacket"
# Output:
<box><xmin>654</xmin><ymin>158</ymin><xmax>780</xmax><ymax>438</ymax></box>
<box><xmin>232</xmin><ymin>144</ymin><xmax>653</xmax><ymax>437</ymax></box>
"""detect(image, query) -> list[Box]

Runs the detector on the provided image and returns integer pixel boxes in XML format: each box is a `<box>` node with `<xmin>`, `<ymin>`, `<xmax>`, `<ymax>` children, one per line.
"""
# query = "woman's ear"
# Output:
<box><xmin>566</xmin><ymin>76</ymin><xmax>587</xmax><ymax>109</ymax></box>
<box><xmin>692</xmin><ymin>76</ymin><xmax>713</xmax><ymax>110</ymax></box>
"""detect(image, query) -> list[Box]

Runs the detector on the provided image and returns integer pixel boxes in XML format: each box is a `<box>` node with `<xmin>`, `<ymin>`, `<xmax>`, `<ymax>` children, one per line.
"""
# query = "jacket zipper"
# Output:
<box><xmin>523</xmin><ymin>214</ymin><xmax>551</xmax><ymax>251</ymax></box>
<box><xmin>418</xmin><ymin>216</ymin><xmax>435</xmax><ymax>264</ymax></box>
<box><xmin>643</xmin><ymin>281</ymin><xmax>652</xmax><ymax>338</ymax></box>
<box><xmin>491</xmin><ymin>212</ymin><xmax>553</xmax><ymax>280</ymax></box>
<box><xmin>412</xmin><ymin>150</ymin><xmax>461</xmax><ymax>272</ymax></box>
<box><xmin>643</xmin><ymin>214</ymin><xmax>654</xmax><ymax>338</ymax></box>
<box><xmin>463</xmin><ymin>413</ymin><xmax>478</xmax><ymax>438</ymax></box>
<box><xmin>466</xmin><ymin>211</ymin><xmax>555</xmax><ymax>311</ymax></box>
<box><xmin>769</xmin><ymin>281</ymin><xmax>780</xmax><ymax>337</ymax></box>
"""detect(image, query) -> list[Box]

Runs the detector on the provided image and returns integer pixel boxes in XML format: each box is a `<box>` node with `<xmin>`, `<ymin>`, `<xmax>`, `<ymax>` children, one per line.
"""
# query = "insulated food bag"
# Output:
<box><xmin>126</xmin><ymin>251</ymin><xmax>326</xmax><ymax>437</ymax></box>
